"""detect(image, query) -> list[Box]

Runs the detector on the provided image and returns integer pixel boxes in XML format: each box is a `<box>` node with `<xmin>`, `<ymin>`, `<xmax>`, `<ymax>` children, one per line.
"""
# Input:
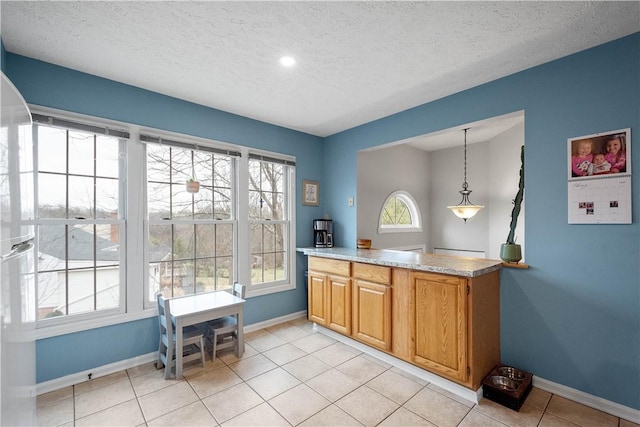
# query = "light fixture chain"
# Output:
<box><xmin>463</xmin><ymin>128</ymin><xmax>468</xmax><ymax>189</ymax></box>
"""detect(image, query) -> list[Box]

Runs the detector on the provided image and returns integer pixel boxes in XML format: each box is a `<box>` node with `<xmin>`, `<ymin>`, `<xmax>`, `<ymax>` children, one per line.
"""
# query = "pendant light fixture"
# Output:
<box><xmin>447</xmin><ymin>128</ymin><xmax>484</xmax><ymax>222</ymax></box>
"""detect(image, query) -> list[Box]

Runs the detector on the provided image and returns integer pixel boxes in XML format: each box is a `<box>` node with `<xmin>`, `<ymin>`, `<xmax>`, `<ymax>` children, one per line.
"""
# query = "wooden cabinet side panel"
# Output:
<box><xmin>392</xmin><ymin>268</ymin><xmax>413</xmax><ymax>359</ymax></box>
<box><xmin>328</xmin><ymin>275</ymin><xmax>351</xmax><ymax>335</ymax></box>
<box><xmin>467</xmin><ymin>270</ymin><xmax>501</xmax><ymax>388</ymax></box>
<box><xmin>413</xmin><ymin>273</ymin><xmax>467</xmax><ymax>382</ymax></box>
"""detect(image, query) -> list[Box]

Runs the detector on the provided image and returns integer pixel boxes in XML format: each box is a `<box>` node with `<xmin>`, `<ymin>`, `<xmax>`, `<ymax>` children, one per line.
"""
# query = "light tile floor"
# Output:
<box><xmin>37</xmin><ymin>318</ymin><xmax>639</xmax><ymax>427</ymax></box>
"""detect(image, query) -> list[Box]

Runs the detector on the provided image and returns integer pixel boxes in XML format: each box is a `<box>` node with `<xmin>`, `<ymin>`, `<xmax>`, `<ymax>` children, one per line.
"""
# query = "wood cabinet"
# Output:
<box><xmin>306</xmin><ymin>255</ymin><xmax>500</xmax><ymax>390</ymax></box>
<box><xmin>412</xmin><ymin>272</ymin><xmax>468</xmax><ymax>382</ymax></box>
<box><xmin>352</xmin><ymin>262</ymin><xmax>392</xmax><ymax>351</ymax></box>
<box><xmin>308</xmin><ymin>257</ymin><xmax>351</xmax><ymax>334</ymax></box>
<box><xmin>410</xmin><ymin>269</ymin><xmax>500</xmax><ymax>388</ymax></box>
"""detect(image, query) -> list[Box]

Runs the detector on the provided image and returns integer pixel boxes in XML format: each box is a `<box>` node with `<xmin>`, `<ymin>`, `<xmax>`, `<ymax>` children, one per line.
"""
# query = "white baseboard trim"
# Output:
<box><xmin>533</xmin><ymin>376</ymin><xmax>640</xmax><ymax>424</ymax></box>
<box><xmin>37</xmin><ymin>351</ymin><xmax>158</xmax><ymax>396</ymax></box>
<box><xmin>36</xmin><ymin>311</ymin><xmax>308</xmax><ymax>396</ymax></box>
<box><xmin>313</xmin><ymin>324</ymin><xmax>481</xmax><ymax>404</ymax></box>
<box><xmin>243</xmin><ymin>310</ymin><xmax>307</xmax><ymax>334</ymax></box>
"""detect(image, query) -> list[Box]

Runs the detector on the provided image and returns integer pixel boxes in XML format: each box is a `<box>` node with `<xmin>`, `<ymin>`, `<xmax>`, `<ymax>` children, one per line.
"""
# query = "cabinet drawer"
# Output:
<box><xmin>309</xmin><ymin>257</ymin><xmax>351</xmax><ymax>276</ymax></box>
<box><xmin>353</xmin><ymin>262</ymin><xmax>391</xmax><ymax>285</ymax></box>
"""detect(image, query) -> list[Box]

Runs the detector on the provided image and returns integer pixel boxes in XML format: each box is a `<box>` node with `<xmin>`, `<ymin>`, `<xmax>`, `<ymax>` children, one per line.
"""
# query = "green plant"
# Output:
<box><xmin>506</xmin><ymin>145</ymin><xmax>524</xmax><ymax>245</ymax></box>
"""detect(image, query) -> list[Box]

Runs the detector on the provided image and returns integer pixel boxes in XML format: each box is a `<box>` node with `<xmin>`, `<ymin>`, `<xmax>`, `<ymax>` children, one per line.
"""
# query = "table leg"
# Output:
<box><xmin>236</xmin><ymin>306</ymin><xmax>244</xmax><ymax>357</ymax></box>
<box><xmin>175</xmin><ymin>319</ymin><xmax>183</xmax><ymax>379</ymax></box>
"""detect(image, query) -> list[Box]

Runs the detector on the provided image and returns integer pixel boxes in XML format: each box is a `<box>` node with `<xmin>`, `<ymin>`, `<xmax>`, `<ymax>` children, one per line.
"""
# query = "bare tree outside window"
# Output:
<box><xmin>147</xmin><ymin>143</ymin><xmax>236</xmax><ymax>300</ymax></box>
<box><xmin>248</xmin><ymin>159</ymin><xmax>289</xmax><ymax>285</ymax></box>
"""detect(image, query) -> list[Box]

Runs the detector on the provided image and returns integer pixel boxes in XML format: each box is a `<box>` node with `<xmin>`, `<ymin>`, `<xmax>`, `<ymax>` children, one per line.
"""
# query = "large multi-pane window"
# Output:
<box><xmin>145</xmin><ymin>137</ymin><xmax>238</xmax><ymax>300</ymax></box>
<box><xmin>248</xmin><ymin>156</ymin><xmax>292</xmax><ymax>287</ymax></box>
<box><xmin>30</xmin><ymin>110</ymin><xmax>296</xmax><ymax>331</ymax></box>
<box><xmin>33</xmin><ymin>116</ymin><xmax>127</xmax><ymax>322</ymax></box>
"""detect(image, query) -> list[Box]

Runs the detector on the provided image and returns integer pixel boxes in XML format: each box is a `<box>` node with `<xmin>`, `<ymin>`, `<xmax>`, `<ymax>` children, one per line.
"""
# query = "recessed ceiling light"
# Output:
<box><xmin>279</xmin><ymin>56</ymin><xmax>296</xmax><ymax>67</ymax></box>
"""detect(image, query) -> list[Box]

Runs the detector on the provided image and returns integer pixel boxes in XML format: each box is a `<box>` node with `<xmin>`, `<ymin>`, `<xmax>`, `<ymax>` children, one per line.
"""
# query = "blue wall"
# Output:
<box><xmin>5</xmin><ymin>34</ymin><xmax>639</xmax><ymax>410</ymax></box>
<box><xmin>324</xmin><ymin>34</ymin><xmax>639</xmax><ymax>409</ymax></box>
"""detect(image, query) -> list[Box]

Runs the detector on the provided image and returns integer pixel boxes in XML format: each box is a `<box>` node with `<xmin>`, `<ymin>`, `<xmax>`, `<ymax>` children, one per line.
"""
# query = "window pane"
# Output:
<box><xmin>173</xmin><ymin>224</ymin><xmax>194</xmax><ymax>260</ymax></box>
<box><xmin>96</xmin><ymin>135</ymin><xmax>120</xmax><ymax>178</ymax></box>
<box><xmin>37</xmin><ymin>270</ymin><xmax>66</xmax><ymax>319</ymax></box>
<box><xmin>149</xmin><ymin>224</ymin><xmax>172</xmax><ymax>262</ymax></box>
<box><xmin>195</xmin><ymin>224</ymin><xmax>215</xmax><ymax>258</ymax></box>
<box><xmin>215</xmin><ymin>223</ymin><xmax>233</xmax><ymax>257</ymax></box>
<box><xmin>250</xmin><ymin>223</ymin><xmax>263</xmax><ymax>254</ymax></box>
<box><xmin>213</xmin><ymin>158</ymin><xmax>231</xmax><ymax>188</ymax></box>
<box><xmin>38</xmin><ymin>172</ymin><xmax>66</xmax><ymax>218</ymax></box>
<box><xmin>172</xmin><ymin>183</ymin><xmax>193</xmax><ymax>219</ymax></box>
<box><xmin>192</xmin><ymin>151</ymin><xmax>212</xmax><ymax>184</ymax></box>
<box><xmin>147</xmin><ymin>144</ymin><xmax>171</xmax><ymax>183</ymax></box>
<box><xmin>95</xmin><ymin>266</ymin><xmax>120</xmax><ymax>310</ymax></box>
<box><xmin>148</xmin><ymin>182</ymin><xmax>171</xmax><ymax>220</ymax></box>
<box><xmin>171</xmin><ymin>147</ymin><xmax>192</xmax><ymax>183</ymax></box>
<box><xmin>96</xmin><ymin>223</ymin><xmax>120</xmax><ymax>260</ymax></box>
<box><xmin>215</xmin><ymin>257</ymin><xmax>233</xmax><ymax>290</ymax></box>
<box><xmin>38</xmin><ymin>127</ymin><xmax>66</xmax><ymax>174</ymax></box>
<box><xmin>68</xmin><ymin>175</ymin><xmax>94</xmax><ymax>219</ymax></box>
<box><xmin>68</xmin><ymin>131</ymin><xmax>94</xmax><ymax>176</ymax></box>
<box><xmin>274</xmin><ymin>223</ymin><xmax>286</xmax><ymax>252</ymax></box>
<box><xmin>195</xmin><ymin>258</ymin><xmax>215</xmax><ymax>293</ymax></box>
<box><xmin>67</xmin><ymin>267</ymin><xmax>95</xmax><ymax>316</ymax></box>
<box><xmin>96</xmin><ymin>177</ymin><xmax>118</xmax><ymax>218</ymax></box>
<box><xmin>193</xmin><ymin>186</ymin><xmax>213</xmax><ymax>219</ymax></box>
<box><xmin>213</xmin><ymin>188</ymin><xmax>231</xmax><ymax>220</ymax></box>
<box><xmin>172</xmin><ymin>260</ymin><xmax>195</xmax><ymax>296</ymax></box>
<box><xmin>149</xmin><ymin>261</ymin><xmax>162</xmax><ymax>299</ymax></box>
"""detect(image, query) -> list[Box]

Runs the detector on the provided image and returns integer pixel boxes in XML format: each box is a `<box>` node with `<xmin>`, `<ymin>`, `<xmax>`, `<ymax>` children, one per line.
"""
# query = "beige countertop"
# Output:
<box><xmin>297</xmin><ymin>247</ymin><xmax>502</xmax><ymax>277</ymax></box>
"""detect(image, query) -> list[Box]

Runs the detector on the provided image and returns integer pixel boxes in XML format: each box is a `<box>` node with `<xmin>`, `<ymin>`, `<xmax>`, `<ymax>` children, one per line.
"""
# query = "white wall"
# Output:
<box><xmin>430</xmin><ymin>123</ymin><xmax>524</xmax><ymax>258</ymax></box>
<box><xmin>357</xmin><ymin>121</ymin><xmax>524</xmax><ymax>260</ymax></box>
<box><xmin>488</xmin><ymin>122</ymin><xmax>525</xmax><ymax>259</ymax></box>
<box><xmin>357</xmin><ymin>144</ymin><xmax>430</xmax><ymax>250</ymax></box>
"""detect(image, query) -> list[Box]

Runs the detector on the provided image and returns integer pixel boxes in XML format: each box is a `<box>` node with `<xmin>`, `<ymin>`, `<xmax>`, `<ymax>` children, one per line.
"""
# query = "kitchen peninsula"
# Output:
<box><xmin>298</xmin><ymin>247</ymin><xmax>502</xmax><ymax>392</ymax></box>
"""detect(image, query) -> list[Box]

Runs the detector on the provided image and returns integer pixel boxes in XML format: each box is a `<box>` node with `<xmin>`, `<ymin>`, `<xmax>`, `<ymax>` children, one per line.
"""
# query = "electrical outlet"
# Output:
<box><xmin>348</xmin><ymin>196</ymin><xmax>354</xmax><ymax>207</ymax></box>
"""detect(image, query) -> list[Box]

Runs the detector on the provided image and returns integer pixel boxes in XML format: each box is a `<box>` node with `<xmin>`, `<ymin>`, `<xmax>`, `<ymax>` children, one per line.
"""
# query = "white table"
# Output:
<box><xmin>169</xmin><ymin>290</ymin><xmax>245</xmax><ymax>379</ymax></box>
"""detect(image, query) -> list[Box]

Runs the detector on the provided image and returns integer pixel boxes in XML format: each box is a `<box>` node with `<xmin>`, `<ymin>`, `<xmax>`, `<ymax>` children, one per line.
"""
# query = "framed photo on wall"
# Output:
<box><xmin>566</xmin><ymin>128</ymin><xmax>631</xmax><ymax>224</ymax></box>
<box><xmin>302</xmin><ymin>180</ymin><xmax>319</xmax><ymax>206</ymax></box>
<box><xmin>568</xmin><ymin>128</ymin><xmax>630</xmax><ymax>179</ymax></box>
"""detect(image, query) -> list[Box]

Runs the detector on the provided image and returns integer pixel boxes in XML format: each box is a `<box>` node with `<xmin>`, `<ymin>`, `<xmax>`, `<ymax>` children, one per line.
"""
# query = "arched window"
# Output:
<box><xmin>378</xmin><ymin>191</ymin><xmax>422</xmax><ymax>233</ymax></box>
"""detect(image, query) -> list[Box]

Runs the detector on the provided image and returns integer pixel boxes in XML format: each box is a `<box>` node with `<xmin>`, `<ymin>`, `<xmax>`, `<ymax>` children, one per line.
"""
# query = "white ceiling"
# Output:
<box><xmin>1</xmin><ymin>1</ymin><xmax>638</xmax><ymax>138</ymax></box>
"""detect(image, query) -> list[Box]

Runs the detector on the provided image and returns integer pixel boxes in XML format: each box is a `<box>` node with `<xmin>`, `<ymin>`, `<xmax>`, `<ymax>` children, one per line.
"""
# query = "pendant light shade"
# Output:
<box><xmin>447</xmin><ymin>128</ymin><xmax>484</xmax><ymax>222</ymax></box>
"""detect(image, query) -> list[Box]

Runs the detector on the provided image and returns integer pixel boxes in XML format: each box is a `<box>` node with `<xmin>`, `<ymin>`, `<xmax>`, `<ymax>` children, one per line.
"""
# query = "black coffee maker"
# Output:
<box><xmin>313</xmin><ymin>219</ymin><xmax>333</xmax><ymax>248</ymax></box>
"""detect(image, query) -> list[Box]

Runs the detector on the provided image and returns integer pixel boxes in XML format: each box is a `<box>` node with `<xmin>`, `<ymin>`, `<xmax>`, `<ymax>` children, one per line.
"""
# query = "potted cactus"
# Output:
<box><xmin>500</xmin><ymin>145</ymin><xmax>524</xmax><ymax>263</ymax></box>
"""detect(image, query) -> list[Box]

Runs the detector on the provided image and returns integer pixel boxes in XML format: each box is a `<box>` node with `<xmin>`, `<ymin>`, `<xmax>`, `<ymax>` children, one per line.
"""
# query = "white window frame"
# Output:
<box><xmin>29</xmin><ymin>106</ymin><xmax>297</xmax><ymax>339</ymax></box>
<box><xmin>30</xmin><ymin>108</ymin><xmax>129</xmax><ymax>331</ymax></box>
<box><xmin>243</xmin><ymin>151</ymin><xmax>296</xmax><ymax>297</ymax></box>
<box><xmin>378</xmin><ymin>190</ymin><xmax>422</xmax><ymax>233</ymax></box>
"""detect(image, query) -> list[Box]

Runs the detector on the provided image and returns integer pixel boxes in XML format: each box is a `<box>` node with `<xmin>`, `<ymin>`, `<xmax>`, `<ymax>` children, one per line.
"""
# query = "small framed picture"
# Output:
<box><xmin>302</xmin><ymin>180</ymin><xmax>319</xmax><ymax>206</ymax></box>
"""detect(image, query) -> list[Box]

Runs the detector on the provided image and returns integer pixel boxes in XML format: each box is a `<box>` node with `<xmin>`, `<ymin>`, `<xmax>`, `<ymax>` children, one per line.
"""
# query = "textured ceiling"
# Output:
<box><xmin>1</xmin><ymin>1</ymin><xmax>639</xmax><ymax>137</ymax></box>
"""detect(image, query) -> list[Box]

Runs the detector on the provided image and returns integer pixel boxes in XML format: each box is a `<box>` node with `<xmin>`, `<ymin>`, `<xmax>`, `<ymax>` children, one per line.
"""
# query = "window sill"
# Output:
<box><xmin>502</xmin><ymin>262</ymin><xmax>529</xmax><ymax>269</ymax></box>
<box><xmin>35</xmin><ymin>309</ymin><xmax>157</xmax><ymax>340</ymax></box>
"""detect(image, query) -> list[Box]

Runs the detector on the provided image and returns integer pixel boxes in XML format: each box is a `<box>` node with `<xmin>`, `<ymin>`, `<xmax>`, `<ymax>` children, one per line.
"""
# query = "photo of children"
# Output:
<box><xmin>568</xmin><ymin>129</ymin><xmax>630</xmax><ymax>179</ymax></box>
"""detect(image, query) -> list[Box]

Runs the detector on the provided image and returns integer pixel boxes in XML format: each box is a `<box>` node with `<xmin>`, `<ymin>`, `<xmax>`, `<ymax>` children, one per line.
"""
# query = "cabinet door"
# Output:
<box><xmin>413</xmin><ymin>272</ymin><xmax>468</xmax><ymax>382</ymax></box>
<box><xmin>328</xmin><ymin>275</ymin><xmax>351</xmax><ymax>335</ymax></box>
<box><xmin>352</xmin><ymin>279</ymin><xmax>391</xmax><ymax>350</ymax></box>
<box><xmin>308</xmin><ymin>272</ymin><xmax>328</xmax><ymax>326</ymax></box>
